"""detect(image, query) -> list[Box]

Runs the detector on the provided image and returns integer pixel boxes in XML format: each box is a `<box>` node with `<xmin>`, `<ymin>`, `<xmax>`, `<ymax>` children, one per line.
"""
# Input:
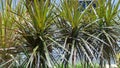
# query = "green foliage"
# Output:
<box><xmin>54</xmin><ymin>63</ymin><xmax>100</xmax><ymax>68</ymax></box>
<box><xmin>0</xmin><ymin>0</ymin><xmax>120</xmax><ymax>68</ymax></box>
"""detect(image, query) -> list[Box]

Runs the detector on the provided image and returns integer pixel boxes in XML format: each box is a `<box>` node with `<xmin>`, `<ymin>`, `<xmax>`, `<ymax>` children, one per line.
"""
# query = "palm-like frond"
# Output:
<box><xmin>53</xmin><ymin>0</ymin><xmax>97</xmax><ymax>67</ymax></box>
<box><xmin>89</xmin><ymin>0</ymin><xmax>120</xmax><ymax>67</ymax></box>
<box><xmin>0</xmin><ymin>0</ymin><xmax>18</xmax><ymax>67</ymax></box>
<box><xmin>14</xmin><ymin>0</ymin><xmax>55</xmax><ymax>68</ymax></box>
